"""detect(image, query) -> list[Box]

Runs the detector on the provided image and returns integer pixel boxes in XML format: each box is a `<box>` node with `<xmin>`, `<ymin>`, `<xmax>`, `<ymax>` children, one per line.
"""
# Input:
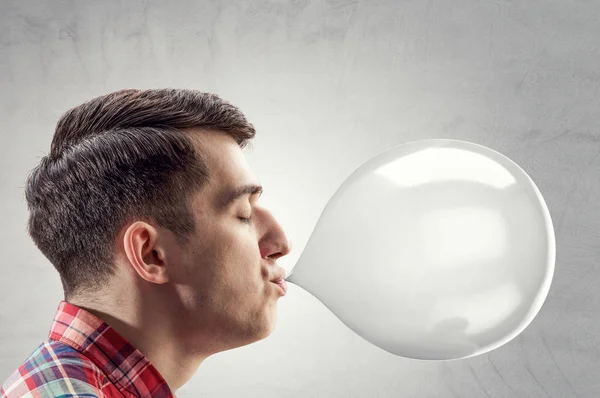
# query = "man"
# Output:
<box><xmin>1</xmin><ymin>89</ymin><xmax>292</xmax><ymax>397</ymax></box>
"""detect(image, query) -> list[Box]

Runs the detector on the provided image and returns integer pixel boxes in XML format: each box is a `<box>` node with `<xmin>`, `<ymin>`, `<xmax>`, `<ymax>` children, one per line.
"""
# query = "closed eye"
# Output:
<box><xmin>238</xmin><ymin>216</ymin><xmax>252</xmax><ymax>224</ymax></box>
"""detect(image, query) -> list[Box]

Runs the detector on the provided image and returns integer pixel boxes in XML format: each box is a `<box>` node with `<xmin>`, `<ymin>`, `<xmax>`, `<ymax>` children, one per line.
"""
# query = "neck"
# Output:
<box><xmin>68</xmin><ymin>289</ymin><xmax>210</xmax><ymax>392</ymax></box>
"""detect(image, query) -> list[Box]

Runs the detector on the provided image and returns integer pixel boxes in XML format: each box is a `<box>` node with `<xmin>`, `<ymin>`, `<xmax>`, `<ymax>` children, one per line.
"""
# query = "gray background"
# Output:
<box><xmin>1</xmin><ymin>0</ymin><xmax>599</xmax><ymax>397</ymax></box>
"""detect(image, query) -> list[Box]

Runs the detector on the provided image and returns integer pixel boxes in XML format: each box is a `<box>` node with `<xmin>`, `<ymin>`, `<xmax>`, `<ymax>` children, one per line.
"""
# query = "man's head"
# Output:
<box><xmin>25</xmin><ymin>88</ymin><xmax>291</xmax><ymax>350</ymax></box>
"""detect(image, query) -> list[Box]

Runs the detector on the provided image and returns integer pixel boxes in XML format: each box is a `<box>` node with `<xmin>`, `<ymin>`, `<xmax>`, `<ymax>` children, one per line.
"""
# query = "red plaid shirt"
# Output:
<box><xmin>1</xmin><ymin>301</ymin><xmax>175</xmax><ymax>397</ymax></box>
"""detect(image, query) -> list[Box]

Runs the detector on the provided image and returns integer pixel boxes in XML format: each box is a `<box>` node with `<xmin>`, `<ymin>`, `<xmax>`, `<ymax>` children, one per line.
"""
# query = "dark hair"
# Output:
<box><xmin>25</xmin><ymin>89</ymin><xmax>256</xmax><ymax>300</ymax></box>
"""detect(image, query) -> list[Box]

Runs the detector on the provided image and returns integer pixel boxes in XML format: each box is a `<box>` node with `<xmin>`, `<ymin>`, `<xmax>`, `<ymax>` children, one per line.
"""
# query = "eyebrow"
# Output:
<box><xmin>219</xmin><ymin>184</ymin><xmax>263</xmax><ymax>208</ymax></box>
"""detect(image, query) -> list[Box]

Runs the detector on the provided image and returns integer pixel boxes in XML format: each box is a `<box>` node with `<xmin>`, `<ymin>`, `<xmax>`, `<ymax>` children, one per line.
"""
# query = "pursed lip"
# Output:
<box><xmin>272</xmin><ymin>278</ymin><xmax>287</xmax><ymax>295</ymax></box>
<box><xmin>270</xmin><ymin>268</ymin><xmax>287</xmax><ymax>296</ymax></box>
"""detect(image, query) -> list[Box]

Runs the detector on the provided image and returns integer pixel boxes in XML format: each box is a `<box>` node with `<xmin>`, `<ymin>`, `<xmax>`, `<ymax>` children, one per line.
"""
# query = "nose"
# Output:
<box><xmin>268</xmin><ymin>235</ymin><xmax>292</xmax><ymax>262</ymax></box>
<box><xmin>259</xmin><ymin>214</ymin><xmax>292</xmax><ymax>261</ymax></box>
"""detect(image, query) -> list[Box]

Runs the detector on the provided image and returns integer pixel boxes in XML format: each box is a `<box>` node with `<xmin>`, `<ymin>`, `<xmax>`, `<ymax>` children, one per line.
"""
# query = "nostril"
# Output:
<box><xmin>268</xmin><ymin>252</ymin><xmax>283</xmax><ymax>261</ymax></box>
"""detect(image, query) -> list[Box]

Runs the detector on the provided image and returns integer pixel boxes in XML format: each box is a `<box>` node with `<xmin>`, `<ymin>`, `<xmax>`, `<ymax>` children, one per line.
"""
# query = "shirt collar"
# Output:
<box><xmin>49</xmin><ymin>300</ymin><xmax>174</xmax><ymax>398</ymax></box>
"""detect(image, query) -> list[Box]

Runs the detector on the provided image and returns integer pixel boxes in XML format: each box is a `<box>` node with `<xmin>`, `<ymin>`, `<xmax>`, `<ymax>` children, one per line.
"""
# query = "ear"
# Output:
<box><xmin>122</xmin><ymin>221</ymin><xmax>170</xmax><ymax>284</ymax></box>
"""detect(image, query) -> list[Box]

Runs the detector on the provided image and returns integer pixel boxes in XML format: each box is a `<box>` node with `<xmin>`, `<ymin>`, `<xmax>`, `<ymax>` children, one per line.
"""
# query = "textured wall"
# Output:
<box><xmin>1</xmin><ymin>0</ymin><xmax>599</xmax><ymax>397</ymax></box>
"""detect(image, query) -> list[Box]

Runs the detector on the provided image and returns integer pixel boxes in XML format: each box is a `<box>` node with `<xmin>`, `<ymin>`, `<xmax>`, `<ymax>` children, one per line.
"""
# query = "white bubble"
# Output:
<box><xmin>287</xmin><ymin>139</ymin><xmax>555</xmax><ymax>361</ymax></box>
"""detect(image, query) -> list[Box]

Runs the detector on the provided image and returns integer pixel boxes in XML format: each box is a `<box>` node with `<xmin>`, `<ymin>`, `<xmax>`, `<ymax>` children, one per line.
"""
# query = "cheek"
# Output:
<box><xmin>188</xmin><ymin>224</ymin><xmax>264</xmax><ymax>286</ymax></box>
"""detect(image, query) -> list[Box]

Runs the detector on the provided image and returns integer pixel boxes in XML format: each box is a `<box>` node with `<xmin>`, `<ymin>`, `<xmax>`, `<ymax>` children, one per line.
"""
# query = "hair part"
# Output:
<box><xmin>25</xmin><ymin>89</ymin><xmax>256</xmax><ymax>300</ymax></box>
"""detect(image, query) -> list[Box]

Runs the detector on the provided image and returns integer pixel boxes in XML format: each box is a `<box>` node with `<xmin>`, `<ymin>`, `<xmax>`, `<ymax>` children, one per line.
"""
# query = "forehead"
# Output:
<box><xmin>187</xmin><ymin>129</ymin><xmax>257</xmax><ymax>193</ymax></box>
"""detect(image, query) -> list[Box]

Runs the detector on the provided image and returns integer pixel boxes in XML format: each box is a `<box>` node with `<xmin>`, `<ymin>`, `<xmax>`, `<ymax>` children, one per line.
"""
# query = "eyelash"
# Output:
<box><xmin>238</xmin><ymin>216</ymin><xmax>252</xmax><ymax>224</ymax></box>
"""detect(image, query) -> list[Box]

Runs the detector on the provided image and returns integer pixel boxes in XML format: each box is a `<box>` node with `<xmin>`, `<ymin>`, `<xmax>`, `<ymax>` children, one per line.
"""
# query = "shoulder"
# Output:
<box><xmin>1</xmin><ymin>339</ymin><xmax>109</xmax><ymax>398</ymax></box>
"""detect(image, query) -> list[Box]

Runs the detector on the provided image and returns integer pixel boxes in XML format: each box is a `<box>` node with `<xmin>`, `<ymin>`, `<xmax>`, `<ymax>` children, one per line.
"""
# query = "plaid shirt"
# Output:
<box><xmin>1</xmin><ymin>301</ymin><xmax>175</xmax><ymax>398</ymax></box>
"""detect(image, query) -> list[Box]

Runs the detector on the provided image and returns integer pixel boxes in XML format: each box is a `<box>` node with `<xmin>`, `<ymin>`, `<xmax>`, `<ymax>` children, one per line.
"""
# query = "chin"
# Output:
<box><xmin>227</xmin><ymin>303</ymin><xmax>279</xmax><ymax>347</ymax></box>
<box><xmin>252</xmin><ymin>308</ymin><xmax>279</xmax><ymax>341</ymax></box>
<box><xmin>231</xmin><ymin>327</ymin><xmax>273</xmax><ymax>350</ymax></box>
